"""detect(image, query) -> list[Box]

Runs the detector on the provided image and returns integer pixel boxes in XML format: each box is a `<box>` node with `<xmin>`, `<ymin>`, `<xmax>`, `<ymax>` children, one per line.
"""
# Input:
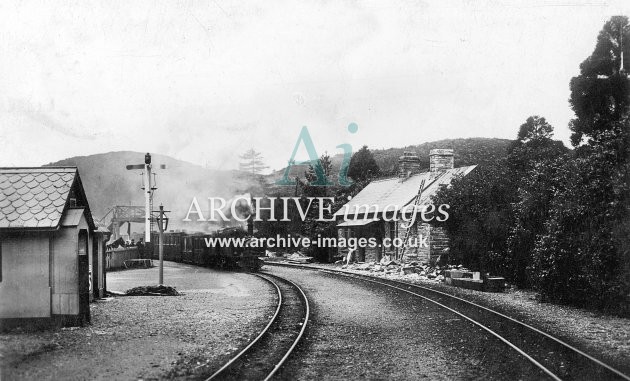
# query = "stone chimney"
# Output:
<box><xmin>429</xmin><ymin>149</ymin><xmax>454</xmax><ymax>173</ymax></box>
<box><xmin>398</xmin><ymin>151</ymin><xmax>421</xmax><ymax>178</ymax></box>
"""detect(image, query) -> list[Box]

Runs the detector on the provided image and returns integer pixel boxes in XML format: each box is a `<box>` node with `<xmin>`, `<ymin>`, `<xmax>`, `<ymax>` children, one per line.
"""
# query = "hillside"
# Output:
<box><xmin>269</xmin><ymin>137</ymin><xmax>516</xmax><ymax>184</ymax></box>
<box><xmin>46</xmin><ymin>151</ymin><xmax>260</xmax><ymax>232</ymax></box>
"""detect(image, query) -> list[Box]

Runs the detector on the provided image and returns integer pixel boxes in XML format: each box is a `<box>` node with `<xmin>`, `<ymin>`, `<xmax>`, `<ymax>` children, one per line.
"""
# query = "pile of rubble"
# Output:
<box><xmin>285</xmin><ymin>252</ymin><xmax>314</xmax><ymax>264</ymax></box>
<box><xmin>265</xmin><ymin>250</ymin><xmax>314</xmax><ymax>264</ymax></box>
<box><xmin>338</xmin><ymin>259</ymin><xmax>470</xmax><ymax>283</ymax></box>
<box><xmin>125</xmin><ymin>285</ymin><xmax>180</xmax><ymax>296</ymax></box>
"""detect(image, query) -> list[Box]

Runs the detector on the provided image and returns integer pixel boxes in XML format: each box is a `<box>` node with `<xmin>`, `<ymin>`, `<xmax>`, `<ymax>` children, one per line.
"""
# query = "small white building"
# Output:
<box><xmin>0</xmin><ymin>167</ymin><xmax>108</xmax><ymax>328</ymax></box>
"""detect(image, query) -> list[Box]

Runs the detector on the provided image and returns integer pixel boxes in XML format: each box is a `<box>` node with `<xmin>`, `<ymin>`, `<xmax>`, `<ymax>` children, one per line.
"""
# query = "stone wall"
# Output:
<box><xmin>383</xmin><ymin>221</ymin><xmax>396</xmax><ymax>258</ymax></box>
<box><xmin>337</xmin><ymin>228</ymin><xmax>348</xmax><ymax>259</ymax></box>
<box><xmin>364</xmin><ymin>245</ymin><xmax>380</xmax><ymax>263</ymax></box>
<box><xmin>429</xmin><ymin>225</ymin><xmax>449</xmax><ymax>263</ymax></box>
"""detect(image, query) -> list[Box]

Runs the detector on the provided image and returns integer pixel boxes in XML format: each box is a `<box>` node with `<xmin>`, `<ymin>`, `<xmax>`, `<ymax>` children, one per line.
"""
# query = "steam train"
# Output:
<box><xmin>149</xmin><ymin>227</ymin><xmax>264</xmax><ymax>271</ymax></box>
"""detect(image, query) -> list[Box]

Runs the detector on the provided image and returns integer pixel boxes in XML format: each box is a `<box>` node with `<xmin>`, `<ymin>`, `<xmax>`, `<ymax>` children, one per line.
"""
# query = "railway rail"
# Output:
<box><xmin>266</xmin><ymin>261</ymin><xmax>630</xmax><ymax>381</ymax></box>
<box><xmin>205</xmin><ymin>272</ymin><xmax>310</xmax><ymax>381</ymax></box>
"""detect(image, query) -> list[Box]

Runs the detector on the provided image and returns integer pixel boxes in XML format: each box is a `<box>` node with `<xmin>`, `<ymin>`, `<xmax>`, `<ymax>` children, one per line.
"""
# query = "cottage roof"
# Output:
<box><xmin>0</xmin><ymin>167</ymin><xmax>95</xmax><ymax>230</ymax></box>
<box><xmin>334</xmin><ymin>165</ymin><xmax>476</xmax><ymax>218</ymax></box>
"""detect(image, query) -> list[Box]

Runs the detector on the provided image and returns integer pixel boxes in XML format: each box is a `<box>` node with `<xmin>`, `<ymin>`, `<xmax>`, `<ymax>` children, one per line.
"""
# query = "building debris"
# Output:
<box><xmin>338</xmin><ymin>261</ymin><xmax>505</xmax><ymax>292</ymax></box>
<box><xmin>286</xmin><ymin>252</ymin><xmax>314</xmax><ymax>263</ymax></box>
<box><xmin>125</xmin><ymin>285</ymin><xmax>180</xmax><ymax>296</ymax></box>
<box><xmin>266</xmin><ymin>251</ymin><xmax>314</xmax><ymax>263</ymax></box>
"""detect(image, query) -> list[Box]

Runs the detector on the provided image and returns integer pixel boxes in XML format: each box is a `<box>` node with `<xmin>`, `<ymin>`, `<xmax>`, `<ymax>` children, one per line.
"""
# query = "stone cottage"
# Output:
<box><xmin>334</xmin><ymin>149</ymin><xmax>476</xmax><ymax>264</ymax></box>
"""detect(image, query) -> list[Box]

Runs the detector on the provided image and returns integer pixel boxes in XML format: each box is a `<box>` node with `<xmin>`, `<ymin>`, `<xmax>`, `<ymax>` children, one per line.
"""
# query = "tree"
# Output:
<box><xmin>305</xmin><ymin>153</ymin><xmax>333</xmax><ymax>186</ymax></box>
<box><xmin>239</xmin><ymin>148</ymin><xmax>269</xmax><ymax>176</ymax></box>
<box><xmin>347</xmin><ymin>145</ymin><xmax>380</xmax><ymax>182</ymax></box>
<box><xmin>529</xmin><ymin>16</ymin><xmax>630</xmax><ymax>314</ymax></box>
<box><xmin>433</xmin><ymin>116</ymin><xmax>569</xmax><ymax>285</ymax></box>
<box><xmin>529</xmin><ymin>121</ymin><xmax>630</xmax><ymax>311</ymax></box>
<box><xmin>302</xmin><ymin>153</ymin><xmax>336</xmax><ymax>261</ymax></box>
<box><xmin>516</xmin><ymin>116</ymin><xmax>554</xmax><ymax>142</ymax></box>
<box><xmin>504</xmin><ymin>117</ymin><xmax>569</xmax><ymax>287</ymax></box>
<box><xmin>569</xmin><ymin>16</ymin><xmax>630</xmax><ymax>145</ymax></box>
<box><xmin>432</xmin><ymin>159</ymin><xmax>517</xmax><ymax>275</ymax></box>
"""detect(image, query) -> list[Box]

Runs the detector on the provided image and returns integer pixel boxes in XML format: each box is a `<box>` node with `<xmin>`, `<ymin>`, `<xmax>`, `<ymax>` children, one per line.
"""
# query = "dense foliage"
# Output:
<box><xmin>432</xmin><ymin>159</ymin><xmax>517</xmax><ymax>275</ymax></box>
<box><xmin>347</xmin><ymin>145</ymin><xmax>380</xmax><ymax>182</ymax></box>
<box><xmin>434</xmin><ymin>16</ymin><xmax>630</xmax><ymax>314</ymax></box>
<box><xmin>569</xmin><ymin>16</ymin><xmax>630</xmax><ymax>145</ymax></box>
<box><xmin>530</xmin><ymin>117</ymin><xmax>630</xmax><ymax>311</ymax></box>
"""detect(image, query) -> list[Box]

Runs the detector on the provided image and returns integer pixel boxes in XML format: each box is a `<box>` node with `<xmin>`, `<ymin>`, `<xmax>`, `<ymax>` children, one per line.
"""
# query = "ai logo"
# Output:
<box><xmin>275</xmin><ymin>123</ymin><xmax>358</xmax><ymax>186</ymax></box>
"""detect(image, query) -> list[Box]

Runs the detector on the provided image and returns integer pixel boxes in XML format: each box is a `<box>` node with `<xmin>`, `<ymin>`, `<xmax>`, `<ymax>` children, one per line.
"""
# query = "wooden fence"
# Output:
<box><xmin>106</xmin><ymin>247</ymin><xmax>140</xmax><ymax>270</ymax></box>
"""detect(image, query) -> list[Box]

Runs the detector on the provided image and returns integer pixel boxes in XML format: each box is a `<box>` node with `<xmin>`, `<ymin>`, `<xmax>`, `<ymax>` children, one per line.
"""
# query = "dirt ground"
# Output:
<box><xmin>0</xmin><ymin>262</ymin><xmax>276</xmax><ymax>380</ymax></box>
<box><xmin>280</xmin><ymin>261</ymin><xmax>630</xmax><ymax>374</ymax></box>
<box><xmin>265</xmin><ymin>266</ymin><xmax>548</xmax><ymax>380</ymax></box>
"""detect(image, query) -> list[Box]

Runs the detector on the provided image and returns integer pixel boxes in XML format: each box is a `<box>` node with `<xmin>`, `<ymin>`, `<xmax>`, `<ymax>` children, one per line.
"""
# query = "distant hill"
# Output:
<box><xmin>267</xmin><ymin>137</ymin><xmax>516</xmax><ymax>186</ymax></box>
<box><xmin>46</xmin><ymin>151</ymin><xmax>259</xmax><ymax>232</ymax></box>
<box><xmin>370</xmin><ymin>137</ymin><xmax>516</xmax><ymax>174</ymax></box>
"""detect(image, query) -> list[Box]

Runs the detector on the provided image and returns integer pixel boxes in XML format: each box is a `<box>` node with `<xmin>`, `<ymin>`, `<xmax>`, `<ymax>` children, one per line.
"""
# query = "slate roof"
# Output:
<box><xmin>0</xmin><ymin>167</ymin><xmax>91</xmax><ymax>230</ymax></box>
<box><xmin>335</xmin><ymin>165</ymin><xmax>476</xmax><ymax>218</ymax></box>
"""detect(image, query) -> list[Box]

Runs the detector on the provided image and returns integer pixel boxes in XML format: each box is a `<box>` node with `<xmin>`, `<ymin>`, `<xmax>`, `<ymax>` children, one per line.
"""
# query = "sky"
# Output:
<box><xmin>1</xmin><ymin>0</ymin><xmax>629</xmax><ymax>172</ymax></box>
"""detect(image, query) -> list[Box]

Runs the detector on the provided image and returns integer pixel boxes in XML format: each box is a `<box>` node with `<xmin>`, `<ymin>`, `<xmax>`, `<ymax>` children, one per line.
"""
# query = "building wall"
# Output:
<box><xmin>338</xmin><ymin>218</ymin><xmax>446</xmax><ymax>264</ymax></box>
<box><xmin>395</xmin><ymin>220</ymin><xmax>430</xmax><ymax>263</ymax></box>
<box><xmin>337</xmin><ymin>223</ymin><xmax>383</xmax><ymax>263</ymax></box>
<box><xmin>429</xmin><ymin>226</ymin><xmax>449</xmax><ymax>262</ymax></box>
<box><xmin>337</xmin><ymin>228</ymin><xmax>349</xmax><ymax>259</ymax></box>
<box><xmin>396</xmin><ymin>220</ymin><xmax>444</xmax><ymax>264</ymax></box>
<box><xmin>0</xmin><ymin>232</ymin><xmax>51</xmax><ymax>318</ymax></box>
<box><xmin>96</xmin><ymin>234</ymin><xmax>106</xmax><ymax>298</ymax></box>
<box><xmin>52</xmin><ymin>227</ymin><xmax>79</xmax><ymax>315</ymax></box>
<box><xmin>364</xmin><ymin>244</ymin><xmax>380</xmax><ymax>263</ymax></box>
<box><xmin>383</xmin><ymin>221</ymin><xmax>396</xmax><ymax>258</ymax></box>
<box><xmin>52</xmin><ymin>214</ymin><xmax>90</xmax><ymax>316</ymax></box>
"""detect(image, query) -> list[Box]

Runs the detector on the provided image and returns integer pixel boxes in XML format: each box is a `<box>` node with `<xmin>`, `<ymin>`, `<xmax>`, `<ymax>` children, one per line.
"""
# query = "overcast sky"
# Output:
<box><xmin>1</xmin><ymin>1</ymin><xmax>629</xmax><ymax>171</ymax></box>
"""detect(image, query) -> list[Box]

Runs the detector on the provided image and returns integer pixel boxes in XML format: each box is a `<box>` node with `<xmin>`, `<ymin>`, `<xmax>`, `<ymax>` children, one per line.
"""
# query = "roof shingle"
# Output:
<box><xmin>0</xmin><ymin>167</ymin><xmax>77</xmax><ymax>229</ymax></box>
<box><xmin>335</xmin><ymin>165</ymin><xmax>476</xmax><ymax>217</ymax></box>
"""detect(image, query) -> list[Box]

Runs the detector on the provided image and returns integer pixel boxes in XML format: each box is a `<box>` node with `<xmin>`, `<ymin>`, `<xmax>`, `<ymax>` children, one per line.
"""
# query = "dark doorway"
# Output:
<box><xmin>78</xmin><ymin>229</ymin><xmax>90</xmax><ymax>324</ymax></box>
<box><xmin>92</xmin><ymin>237</ymin><xmax>99</xmax><ymax>299</ymax></box>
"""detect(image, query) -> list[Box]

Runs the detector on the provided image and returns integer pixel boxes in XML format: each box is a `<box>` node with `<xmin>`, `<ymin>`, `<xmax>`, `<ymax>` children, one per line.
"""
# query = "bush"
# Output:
<box><xmin>433</xmin><ymin>159</ymin><xmax>517</xmax><ymax>276</ymax></box>
<box><xmin>529</xmin><ymin>123</ymin><xmax>630</xmax><ymax>314</ymax></box>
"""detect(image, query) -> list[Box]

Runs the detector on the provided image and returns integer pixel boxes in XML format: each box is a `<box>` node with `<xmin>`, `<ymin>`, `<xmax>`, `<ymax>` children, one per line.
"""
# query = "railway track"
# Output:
<box><xmin>205</xmin><ymin>272</ymin><xmax>310</xmax><ymax>381</ymax></box>
<box><xmin>266</xmin><ymin>261</ymin><xmax>630</xmax><ymax>381</ymax></box>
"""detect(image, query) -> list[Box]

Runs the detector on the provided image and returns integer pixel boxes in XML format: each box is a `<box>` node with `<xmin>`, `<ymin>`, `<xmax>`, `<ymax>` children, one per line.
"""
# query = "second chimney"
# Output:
<box><xmin>429</xmin><ymin>149</ymin><xmax>454</xmax><ymax>173</ymax></box>
<box><xmin>398</xmin><ymin>151</ymin><xmax>421</xmax><ymax>178</ymax></box>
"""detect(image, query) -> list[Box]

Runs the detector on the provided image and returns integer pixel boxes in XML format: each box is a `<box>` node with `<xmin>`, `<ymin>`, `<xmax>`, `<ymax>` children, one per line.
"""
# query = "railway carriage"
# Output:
<box><xmin>149</xmin><ymin>227</ymin><xmax>263</xmax><ymax>271</ymax></box>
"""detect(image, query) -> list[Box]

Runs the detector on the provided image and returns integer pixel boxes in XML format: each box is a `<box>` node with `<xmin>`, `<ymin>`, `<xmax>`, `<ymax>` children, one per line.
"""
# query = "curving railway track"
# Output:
<box><xmin>205</xmin><ymin>272</ymin><xmax>310</xmax><ymax>381</ymax></box>
<box><xmin>265</xmin><ymin>262</ymin><xmax>630</xmax><ymax>381</ymax></box>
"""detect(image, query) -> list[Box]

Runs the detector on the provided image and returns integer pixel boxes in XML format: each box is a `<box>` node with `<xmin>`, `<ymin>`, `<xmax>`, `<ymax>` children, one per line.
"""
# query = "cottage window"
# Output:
<box><xmin>68</xmin><ymin>188</ymin><xmax>78</xmax><ymax>207</ymax></box>
<box><xmin>388</xmin><ymin>221</ymin><xmax>396</xmax><ymax>239</ymax></box>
